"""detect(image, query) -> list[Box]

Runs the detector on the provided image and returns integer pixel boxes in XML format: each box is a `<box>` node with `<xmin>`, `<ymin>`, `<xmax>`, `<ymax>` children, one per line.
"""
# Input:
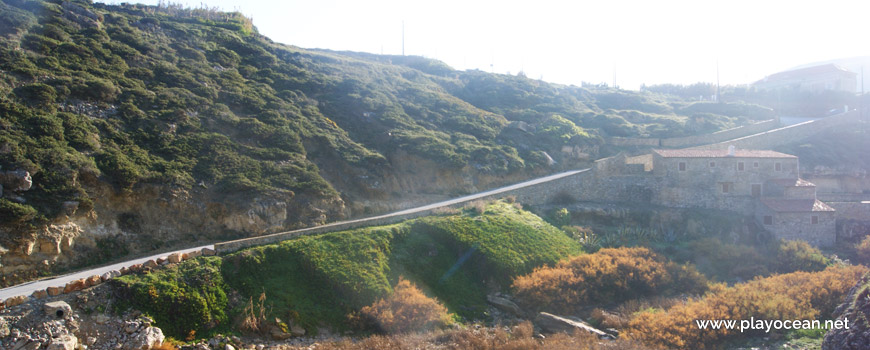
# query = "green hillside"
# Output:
<box><xmin>0</xmin><ymin>0</ymin><xmax>772</xmax><ymax>268</ymax></box>
<box><xmin>114</xmin><ymin>200</ymin><xmax>582</xmax><ymax>338</ymax></box>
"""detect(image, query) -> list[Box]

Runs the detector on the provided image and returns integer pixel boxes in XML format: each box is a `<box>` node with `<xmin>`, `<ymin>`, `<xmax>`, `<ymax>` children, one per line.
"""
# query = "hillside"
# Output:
<box><xmin>0</xmin><ymin>0</ymin><xmax>773</xmax><ymax>285</ymax></box>
<box><xmin>113</xmin><ymin>200</ymin><xmax>582</xmax><ymax>338</ymax></box>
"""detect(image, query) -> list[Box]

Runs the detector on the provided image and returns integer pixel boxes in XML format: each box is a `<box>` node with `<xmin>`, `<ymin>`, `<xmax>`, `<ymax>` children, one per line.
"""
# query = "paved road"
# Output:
<box><xmin>0</xmin><ymin>168</ymin><xmax>589</xmax><ymax>301</ymax></box>
<box><xmin>0</xmin><ymin>244</ymin><xmax>212</xmax><ymax>300</ymax></box>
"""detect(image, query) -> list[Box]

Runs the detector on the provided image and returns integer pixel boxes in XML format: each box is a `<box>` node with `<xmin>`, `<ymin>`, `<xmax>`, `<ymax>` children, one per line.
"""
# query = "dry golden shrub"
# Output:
<box><xmin>359</xmin><ymin>277</ymin><xmax>453</xmax><ymax>334</ymax></box>
<box><xmin>275</xmin><ymin>322</ymin><xmax>651</xmax><ymax>350</ymax></box>
<box><xmin>512</xmin><ymin>247</ymin><xmax>708</xmax><ymax>314</ymax></box>
<box><xmin>626</xmin><ymin>265</ymin><xmax>868</xmax><ymax>350</ymax></box>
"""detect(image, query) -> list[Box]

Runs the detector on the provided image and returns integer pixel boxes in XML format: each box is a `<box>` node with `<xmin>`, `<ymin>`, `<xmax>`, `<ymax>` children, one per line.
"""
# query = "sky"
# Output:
<box><xmin>99</xmin><ymin>0</ymin><xmax>870</xmax><ymax>90</ymax></box>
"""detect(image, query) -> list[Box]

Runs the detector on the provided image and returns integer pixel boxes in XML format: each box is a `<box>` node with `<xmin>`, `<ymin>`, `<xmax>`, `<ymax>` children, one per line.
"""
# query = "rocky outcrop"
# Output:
<box><xmin>1</xmin><ymin>180</ymin><xmax>346</xmax><ymax>287</ymax></box>
<box><xmin>822</xmin><ymin>274</ymin><xmax>870</xmax><ymax>350</ymax></box>
<box><xmin>0</xmin><ymin>169</ymin><xmax>32</xmax><ymax>192</ymax></box>
<box><xmin>486</xmin><ymin>294</ymin><xmax>523</xmax><ymax>317</ymax></box>
<box><xmin>534</xmin><ymin>312</ymin><xmax>612</xmax><ymax>339</ymax></box>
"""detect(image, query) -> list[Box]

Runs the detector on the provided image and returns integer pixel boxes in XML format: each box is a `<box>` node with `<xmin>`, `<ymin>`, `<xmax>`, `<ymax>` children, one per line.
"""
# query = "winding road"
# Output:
<box><xmin>0</xmin><ymin>169</ymin><xmax>589</xmax><ymax>301</ymax></box>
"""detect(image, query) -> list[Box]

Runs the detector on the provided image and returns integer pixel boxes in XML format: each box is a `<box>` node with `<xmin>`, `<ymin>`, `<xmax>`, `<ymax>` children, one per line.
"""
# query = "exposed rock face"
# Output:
<box><xmin>0</xmin><ymin>169</ymin><xmax>32</xmax><ymax>192</ymax></box>
<box><xmin>822</xmin><ymin>274</ymin><xmax>870</xmax><ymax>350</ymax></box>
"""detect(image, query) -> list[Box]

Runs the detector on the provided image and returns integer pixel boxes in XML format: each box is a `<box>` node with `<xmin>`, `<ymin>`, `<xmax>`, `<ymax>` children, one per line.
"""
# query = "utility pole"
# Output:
<box><xmin>716</xmin><ymin>58</ymin><xmax>722</xmax><ymax>103</ymax></box>
<box><xmin>401</xmin><ymin>21</ymin><xmax>405</xmax><ymax>56</ymax></box>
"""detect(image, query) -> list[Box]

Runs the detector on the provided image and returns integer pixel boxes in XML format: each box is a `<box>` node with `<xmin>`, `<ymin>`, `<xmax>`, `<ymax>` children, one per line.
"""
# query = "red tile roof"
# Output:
<box><xmin>767</xmin><ymin>178</ymin><xmax>816</xmax><ymax>187</ymax></box>
<box><xmin>761</xmin><ymin>199</ymin><xmax>835</xmax><ymax>212</ymax></box>
<box><xmin>653</xmin><ymin>149</ymin><xmax>797</xmax><ymax>159</ymax></box>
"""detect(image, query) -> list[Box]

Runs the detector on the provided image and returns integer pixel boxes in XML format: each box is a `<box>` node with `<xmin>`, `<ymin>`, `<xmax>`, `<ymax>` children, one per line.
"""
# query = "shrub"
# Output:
<box><xmin>513</xmin><ymin>247</ymin><xmax>707</xmax><ymax>314</ymax></box>
<box><xmin>626</xmin><ymin>265</ymin><xmax>868</xmax><ymax>349</ymax></box>
<box><xmin>772</xmin><ymin>240</ymin><xmax>829</xmax><ymax>273</ymax></box>
<box><xmin>855</xmin><ymin>236</ymin><xmax>870</xmax><ymax>264</ymax></box>
<box><xmin>358</xmin><ymin>278</ymin><xmax>452</xmax><ymax>334</ymax></box>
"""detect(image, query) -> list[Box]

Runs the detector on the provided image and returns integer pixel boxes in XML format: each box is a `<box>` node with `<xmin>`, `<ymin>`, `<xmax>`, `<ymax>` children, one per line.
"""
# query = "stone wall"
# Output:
<box><xmin>604</xmin><ymin>119</ymin><xmax>779</xmax><ymax>148</ymax></box>
<box><xmin>660</xmin><ymin>119</ymin><xmax>779</xmax><ymax>148</ymax></box>
<box><xmin>755</xmin><ymin>207</ymin><xmax>836</xmax><ymax>247</ymax></box>
<box><xmin>692</xmin><ymin>111</ymin><xmax>859</xmax><ymax>150</ymax></box>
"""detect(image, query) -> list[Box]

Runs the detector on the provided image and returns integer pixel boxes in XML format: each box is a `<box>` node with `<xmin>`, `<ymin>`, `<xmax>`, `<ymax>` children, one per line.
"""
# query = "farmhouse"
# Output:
<box><xmin>648</xmin><ymin>147</ymin><xmax>835</xmax><ymax>246</ymax></box>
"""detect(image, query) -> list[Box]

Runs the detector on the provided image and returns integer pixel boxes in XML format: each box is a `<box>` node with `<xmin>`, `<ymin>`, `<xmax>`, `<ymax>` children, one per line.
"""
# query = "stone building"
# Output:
<box><xmin>753</xmin><ymin>64</ymin><xmax>857</xmax><ymax>94</ymax></box>
<box><xmin>647</xmin><ymin>147</ymin><xmax>835</xmax><ymax>246</ymax></box>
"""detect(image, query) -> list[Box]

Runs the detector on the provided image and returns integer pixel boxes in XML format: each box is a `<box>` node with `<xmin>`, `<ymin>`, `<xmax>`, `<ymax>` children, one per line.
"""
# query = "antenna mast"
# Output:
<box><xmin>402</xmin><ymin>21</ymin><xmax>405</xmax><ymax>56</ymax></box>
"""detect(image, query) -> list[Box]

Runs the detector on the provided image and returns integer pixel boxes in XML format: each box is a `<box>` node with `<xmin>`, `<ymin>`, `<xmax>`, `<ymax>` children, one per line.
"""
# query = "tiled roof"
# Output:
<box><xmin>653</xmin><ymin>149</ymin><xmax>797</xmax><ymax>159</ymax></box>
<box><xmin>767</xmin><ymin>178</ymin><xmax>816</xmax><ymax>187</ymax></box>
<box><xmin>761</xmin><ymin>199</ymin><xmax>835</xmax><ymax>212</ymax></box>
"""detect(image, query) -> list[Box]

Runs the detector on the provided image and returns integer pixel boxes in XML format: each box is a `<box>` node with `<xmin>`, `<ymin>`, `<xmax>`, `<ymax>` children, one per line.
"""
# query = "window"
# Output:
<box><xmin>812</xmin><ymin>216</ymin><xmax>819</xmax><ymax>224</ymax></box>
<box><xmin>709</xmin><ymin>161</ymin><xmax>715</xmax><ymax>168</ymax></box>
<box><xmin>753</xmin><ymin>162</ymin><xmax>759</xmax><ymax>168</ymax></box>
<box><xmin>738</xmin><ymin>162</ymin><xmax>745</xmax><ymax>171</ymax></box>
<box><xmin>775</xmin><ymin>162</ymin><xmax>782</xmax><ymax>171</ymax></box>
<box><xmin>751</xmin><ymin>184</ymin><xmax>761</xmax><ymax>197</ymax></box>
<box><xmin>678</xmin><ymin>162</ymin><xmax>686</xmax><ymax>171</ymax></box>
<box><xmin>764</xmin><ymin>216</ymin><xmax>772</xmax><ymax>225</ymax></box>
<box><xmin>721</xmin><ymin>183</ymin><xmax>730</xmax><ymax>193</ymax></box>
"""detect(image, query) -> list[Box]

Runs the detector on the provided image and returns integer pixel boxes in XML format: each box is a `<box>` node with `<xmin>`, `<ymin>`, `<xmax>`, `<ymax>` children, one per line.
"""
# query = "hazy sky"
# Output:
<box><xmin>101</xmin><ymin>0</ymin><xmax>869</xmax><ymax>90</ymax></box>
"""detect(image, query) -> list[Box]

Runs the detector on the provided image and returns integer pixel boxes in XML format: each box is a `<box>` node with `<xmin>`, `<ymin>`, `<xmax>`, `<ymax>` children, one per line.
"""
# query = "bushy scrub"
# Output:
<box><xmin>512</xmin><ymin>247</ymin><xmax>708</xmax><ymax>314</ymax></box>
<box><xmin>357</xmin><ymin>278</ymin><xmax>453</xmax><ymax>334</ymax></box>
<box><xmin>627</xmin><ymin>265</ymin><xmax>868</xmax><ymax>349</ymax></box>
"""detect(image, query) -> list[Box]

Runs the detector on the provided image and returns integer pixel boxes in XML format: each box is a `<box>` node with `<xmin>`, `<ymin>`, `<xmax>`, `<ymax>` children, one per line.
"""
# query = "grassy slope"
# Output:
<box><xmin>115</xmin><ymin>201</ymin><xmax>581</xmax><ymax>338</ymax></box>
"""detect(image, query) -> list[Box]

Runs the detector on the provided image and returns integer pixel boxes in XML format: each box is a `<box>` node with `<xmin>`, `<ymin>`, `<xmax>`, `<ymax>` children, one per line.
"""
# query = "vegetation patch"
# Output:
<box><xmin>512</xmin><ymin>247</ymin><xmax>708</xmax><ymax>315</ymax></box>
<box><xmin>112</xmin><ymin>257</ymin><xmax>229</xmax><ymax>339</ymax></box>
<box><xmin>626</xmin><ymin>265</ymin><xmax>868</xmax><ymax>349</ymax></box>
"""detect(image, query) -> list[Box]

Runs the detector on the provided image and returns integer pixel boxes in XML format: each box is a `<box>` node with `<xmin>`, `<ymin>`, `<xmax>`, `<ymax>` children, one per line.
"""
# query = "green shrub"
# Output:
<box><xmin>112</xmin><ymin>257</ymin><xmax>229</xmax><ymax>339</ymax></box>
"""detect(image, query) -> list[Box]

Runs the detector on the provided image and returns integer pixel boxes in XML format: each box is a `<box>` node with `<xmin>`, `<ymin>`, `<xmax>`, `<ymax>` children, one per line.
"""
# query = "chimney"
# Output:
<box><xmin>727</xmin><ymin>145</ymin><xmax>736</xmax><ymax>157</ymax></box>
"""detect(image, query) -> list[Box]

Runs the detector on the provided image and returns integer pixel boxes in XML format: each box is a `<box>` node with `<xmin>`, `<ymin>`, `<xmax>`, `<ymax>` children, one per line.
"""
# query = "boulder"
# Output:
<box><xmin>269</xmin><ymin>326</ymin><xmax>292</xmax><ymax>341</ymax></box>
<box><xmin>44</xmin><ymin>301</ymin><xmax>73</xmax><ymax>319</ymax></box>
<box><xmin>290</xmin><ymin>323</ymin><xmax>306</xmax><ymax>337</ymax></box>
<box><xmin>142</xmin><ymin>260</ymin><xmax>158</xmax><ymax>269</ymax></box>
<box><xmin>63</xmin><ymin>279</ymin><xmax>86</xmax><ymax>294</ymax></box>
<box><xmin>47</xmin><ymin>334</ymin><xmax>77</xmax><ymax>350</ymax></box>
<box><xmin>534</xmin><ymin>312</ymin><xmax>611</xmax><ymax>339</ymax></box>
<box><xmin>127</xmin><ymin>326</ymin><xmax>164</xmax><ymax>350</ymax></box>
<box><xmin>0</xmin><ymin>316</ymin><xmax>9</xmax><ymax>337</ymax></box>
<box><xmin>85</xmin><ymin>275</ymin><xmax>101</xmax><ymax>287</ymax></box>
<box><xmin>486</xmin><ymin>294</ymin><xmax>523</xmax><ymax>316</ymax></box>
<box><xmin>201</xmin><ymin>248</ymin><xmax>216</xmax><ymax>256</ymax></box>
<box><xmin>5</xmin><ymin>295</ymin><xmax>29</xmax><ymax>307</ymax></box>
<box><xmin>47</xmin><ymin>286</ymin><xmax>63</xmax><ymax>296</ymax></box>
<box><xmin>0</xmin><ymin>169</ymin><xmax>32</xmax><ymax>192</ymax></box>
<box><xmin>156</xmin><ymin>257</ymin><xmax>168</xmax><ymax>265</ymax></box>
<box><xmin>168</xmin><ymin>253</ymin><xmax>182</xmax><ymax>264</ymax></box>
<box><xmin>31</xmin><ymin>289</ymin><xmax>48</xmax><ymax>299</ymax></box>
<box><xmin>225</xmin><ymin>345</ymin><xmax>236</xmax><ymax>350</ymax></box>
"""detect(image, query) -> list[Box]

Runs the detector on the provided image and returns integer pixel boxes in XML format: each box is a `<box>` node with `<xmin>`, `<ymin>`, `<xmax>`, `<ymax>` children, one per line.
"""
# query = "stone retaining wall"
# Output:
<box><xmin>605</xmin><ymin>119</ymin><xmax>779</xmax><ymax>148</ymax></box>
<box><xmin>691</xmin><ymin>111</ymin><xmax>859</xmax><ymax>150</ymax></box>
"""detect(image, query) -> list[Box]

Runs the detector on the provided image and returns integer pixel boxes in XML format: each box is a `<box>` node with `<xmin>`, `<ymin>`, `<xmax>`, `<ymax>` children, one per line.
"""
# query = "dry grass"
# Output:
<box><xmin>273</xmin><ymin>321</ymin><xmax>651</xmax><ymax>350</ymax></box>
<box><xmin>358</xmin><ymin>278</ymin><xmax>453</xmax><ymax>334</ymax></box>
